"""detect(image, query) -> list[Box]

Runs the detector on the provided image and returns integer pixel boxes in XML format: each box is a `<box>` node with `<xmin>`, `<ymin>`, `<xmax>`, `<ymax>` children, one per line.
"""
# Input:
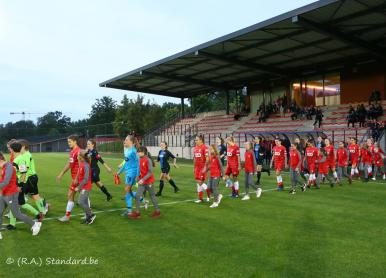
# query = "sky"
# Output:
<box><xmin>0</xmin><ymin>0</ymin><xmax>315</xmax><ymax>124</ymax></box>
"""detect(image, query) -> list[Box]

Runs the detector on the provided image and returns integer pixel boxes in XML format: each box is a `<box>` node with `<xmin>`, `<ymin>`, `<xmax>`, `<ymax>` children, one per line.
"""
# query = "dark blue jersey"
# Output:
<box><xmin>254</xmin><ymin>144</ymin><xmax>265</xmax><ymax>164</ymax></box>
<box><xmin>217</xmin><ymin>144</ymin><xmax>226</xmax><ymax>165</ymax></box>
<box><xmin>87</xmin><ymin>149</ymin><xmax>105</xmax><ymax>170</ymax></box>
<box><xmin>157</xmin><ymin>149</ymin><xmax>175</xmax><ymax>169</ymax></box>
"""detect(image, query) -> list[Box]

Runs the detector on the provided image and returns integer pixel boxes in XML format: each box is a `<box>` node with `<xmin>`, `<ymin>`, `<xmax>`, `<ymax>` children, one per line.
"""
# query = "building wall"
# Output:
<box><xmin>341</xmin><ymin>68</ymin><xmax>385</xmax><ymax>104</ymax></box>
<box><xmin>249</xmin><ymin>86</ymin><xmax>287</xmax><ymax>113</ymax></box>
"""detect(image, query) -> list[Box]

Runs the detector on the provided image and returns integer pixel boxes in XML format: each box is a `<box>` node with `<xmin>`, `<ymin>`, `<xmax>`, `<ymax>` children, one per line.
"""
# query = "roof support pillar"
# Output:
<box><xmin>226</xmin><ymin>91</ymin><xmax>230</xmax><ymax>115</ymax></box>
<box><xmin>181</xmin><ymin>98</ymin><xmax>185</xmax><ymax>119</ymax></box>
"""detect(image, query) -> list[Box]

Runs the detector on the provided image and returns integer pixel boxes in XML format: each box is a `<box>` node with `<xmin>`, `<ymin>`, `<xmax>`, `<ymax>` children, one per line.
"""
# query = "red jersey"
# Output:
<box><xmin>227</xmin><ymin>145</ymin><xmax>240</xmax><ymax>168</ymax></box>
<box><xmin>139</xmin><ymin>156</ymin><xmax>155</xmax><ymax>184</ymax></box>
<box><xmin>77</xmin><ymin>161</ymin><xmax>92</xmax><ymax>191</ymax></box>
<box><xmin>209</xmin><ymin>155</ymin><xmax>222</xmax><ymax>178</ymax></box>
<box><xmin>244</xmin><ymin>150</ymin><xmax>256</xmax><ymax>173</ymax></box>
<box><xmin>272</xmin><ymin>145</ymin><xmax>287</xmax><ymax>164</ymax></box>
<box><xmin>337</xmin><ymin>148</ymin><xmax>348</xmax><ymax>167</ymax></box>
<box><xmin>348</xmin><ymin>144</ymin><xmax>360</xmax><ymax>160</ymax></box>
<box><xmin>324</xmin><ymin>145</ymin><xmax>335</xmax><ymax>163</ymax></box>
<box><xmin>289</xmin><ymin>149</ymin><xmax>301</xmax><ymax>170</ymax></box>
<box><xmin>361</xmin><ymin>148</ymin><xmax>372</xmax><ymax>164</ymax></box>
<box><xmin>194</xmin><ymin>144</ymin><xmax>208</xmax><ymax>169</ymax></box>
<box><xmin>318</xmin><ymin>153</ymin><xmax>328</xmax><ymax>174</ymax></box>
<box><xmin>69</xmin><ymin>146</ymin><xmax>81</xmax><ymax>178</ymax></box>
<box><xmin>305</xmin><ymin>147</ymin><xmax>319</xmax><ymax>165</ymax></box>
<box><xmin>0</xmin><ymin>162</ymin><xmax>18</xmax><ymax>196</ymax></box>
<box><xmin>373</xmin><ymin>149</ymin><xmax>384</xmax><ymax>166</ymax></box>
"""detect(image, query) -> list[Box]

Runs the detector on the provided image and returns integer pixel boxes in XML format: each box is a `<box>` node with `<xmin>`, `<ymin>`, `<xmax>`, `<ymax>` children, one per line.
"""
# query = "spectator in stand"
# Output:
<box><xmin>369</xmin><ymin>120</ymin><xmax>385</xmax><ymax>142</ymax></box>
<box><xmin>313</xmin><ymin>107</ymin><xmax>324</xmax><ymax>128</ymax></box>
<box><xmin>348</xmin><ymin>105</ymin><xmax>354</xmax><ymax>114</ymax></box>
<box><xmin>347</xmin><ymin>110</ymin><xmax>356</xmax><ymax>128</ymax></box>
<box><xmin>279</xmin><ymin>104</ymin><xmax>284</xmax><ymax>117</ymax></box>
<box><xmin>369</xmin><ymin>89</ymin><xmax>381</xmax><ymax>105</ymax></box>
<box><xmin>368</xmin><ymin>104</ymin><xmax>378</xmax><ymax>120</ymax></box>
<box><xmin>357</xmin><ymin>104</ymin><xmax>367</xmax><ymax>127</ymax></box>
<box><xmin>375</xmin><ymin>103</ymin><xmax>383</xmax><ymax>119</ymax></box>
<box><xmin>306</xmin><ymin>106</ymin><xmax>316</xmax><ymax>120</ymax></box>
<box><xmin>258</xmin><ymin>108</ymin><xmax>267</xmax><ymax>123</ymax></box>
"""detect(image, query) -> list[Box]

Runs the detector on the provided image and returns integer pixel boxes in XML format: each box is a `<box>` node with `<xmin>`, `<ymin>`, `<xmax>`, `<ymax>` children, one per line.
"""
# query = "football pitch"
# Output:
<box><xmin>1</xmin><ymin>152</ymin><xmax>386</xmax><ymax>278</ymax></box>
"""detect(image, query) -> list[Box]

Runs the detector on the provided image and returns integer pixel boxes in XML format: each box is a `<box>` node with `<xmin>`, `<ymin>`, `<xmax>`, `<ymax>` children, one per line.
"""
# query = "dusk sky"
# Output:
<box><xmin>0</xmin><ymin>0</ymin><xmax>314</xmax><ymax>124</ymax></box>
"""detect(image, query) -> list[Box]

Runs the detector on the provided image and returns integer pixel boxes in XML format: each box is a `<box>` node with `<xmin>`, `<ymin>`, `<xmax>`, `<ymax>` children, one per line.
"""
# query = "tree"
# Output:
<box><xmin>114</xmin><ymin>94</ymin><xmax>166</xmax><ymax>137</ymax></box>
<box><xmin>0</xmin><ymin>120</ymin><xmax>37</xmax><ymax>140</ymax></box>
<box><xmin>37</xmin><ymin>111</ymin><xmax>71</xmax><ymax>135</ymax></box>
<box><xmin>88</xmin><ymin>96</ymin><xmax>117</xmax><ymax>136</ymax></box>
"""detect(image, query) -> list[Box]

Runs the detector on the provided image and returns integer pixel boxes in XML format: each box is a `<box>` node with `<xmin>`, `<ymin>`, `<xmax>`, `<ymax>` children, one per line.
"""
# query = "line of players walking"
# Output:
<box><xmin>191</xmin><ymin>135</ymin><xmax>385</xmax><ymax>208</ymax></box>
<box><xmin>1</xmin><ymin>133</ymin><xmax>384</xmax><ymax>237</ymax></box>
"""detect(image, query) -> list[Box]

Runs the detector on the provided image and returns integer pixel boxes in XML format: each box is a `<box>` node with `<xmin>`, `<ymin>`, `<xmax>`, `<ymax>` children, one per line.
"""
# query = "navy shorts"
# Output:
<box><xmin>91</xmin><ymin>168</ymin><xmax>100</xmax><ymax>183</ymax></box>
<box><xmin>161</xmin><ymin>165</ymin><xmax>171</xmax><ymax>174</ymax></box>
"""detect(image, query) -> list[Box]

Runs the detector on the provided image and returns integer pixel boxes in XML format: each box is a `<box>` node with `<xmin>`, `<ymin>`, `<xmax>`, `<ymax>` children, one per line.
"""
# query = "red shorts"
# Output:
<box><xmin>350</xmin><ymin>157</ymin><xmax>359</xmax><ymax>166</ymax></box>
<box><xmin>225</xmin><ymin>166</ymin><xmax>239</xmax><ymax>177</ymax></box>
<box><xmin>327</xmin><ymin>160</ymin><xmax>335</xmax><ymax>169</ymax></box>
<box><xmin>274</xmin><ymin>161</ymin><xmax>284</xmax><ymax>172</ymax></box>
<box><xmin>318</xmin><ymin>164</ymin><xmax>328</xmax><ymax>175</ymax></box>
<box><xmin>308</xmin><ymin>163</ymin><xmax>316</xmax><ymax>174</ymax></box>
<box><xmin>69</xmin><ymin>175</ymin><xmax>77</xmax><ymax>191</ymax></box>
<box><xmin>194</xmin><ymin>167</ymin><xmax>207</xmax><ymax>181</ymax></box>
<box><xmin>375</xmin><ymin>161</ymin><xmax>384</xmax><ymax>167</ymax></box>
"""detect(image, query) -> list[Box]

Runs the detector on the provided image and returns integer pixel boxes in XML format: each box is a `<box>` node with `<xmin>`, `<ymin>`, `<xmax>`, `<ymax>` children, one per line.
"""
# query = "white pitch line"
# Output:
<box><xmin>14</xmin><ymin>187</ymin><xmax>279</xmax><ymax>224</ymax></box>
<box><xmin>13</xmin><ymin>178</ymin><xmax>386</xmax><ymax>225</ymax></box>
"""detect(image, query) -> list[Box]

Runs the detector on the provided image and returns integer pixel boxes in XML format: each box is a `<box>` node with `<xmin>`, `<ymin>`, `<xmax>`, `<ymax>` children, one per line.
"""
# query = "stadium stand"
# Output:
<box><xmin>153</xmin><ymin>100</ymin><xmax>386</xmax><ymax>149</ymax></box>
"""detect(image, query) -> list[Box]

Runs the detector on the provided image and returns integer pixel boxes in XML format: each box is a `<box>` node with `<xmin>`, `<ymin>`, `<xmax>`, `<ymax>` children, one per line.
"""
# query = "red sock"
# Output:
<box><xmin>198</xmin><ymin>191</ymin><xmax>203</xmax><ymax>200</ymax></box>
<box><xmin>65</xmin><ymin>211</ymin><xmax>71</xmax><ymax>217</ymax></box>
<box><xmin>231</xmin><ymin>185</ymin><xmax>235</xmax><ymax>194</ymax></box>
<box><xmin>206</xmin><ymin>189</ymin><xmax>211</xmax><ymax>198</ymax></box>
<box><xmin>235</xmin><ymin>189</ymin><xmax>239</xmax><ymax>195</ymax></box>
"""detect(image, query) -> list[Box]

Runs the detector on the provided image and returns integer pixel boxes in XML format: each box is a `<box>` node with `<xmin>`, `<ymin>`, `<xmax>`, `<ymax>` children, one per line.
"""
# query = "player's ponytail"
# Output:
<box><xmin>127</xmin><ymin>135</ymin><xmax>140</xmax><ymax>150</ymax></box>
<box><xmin>88</xmin><ymin>139</ymin><xmax>97</xmax><ymax>150</ymax></box>
<box><xmin>210</xmin><ymin>144</ymin><xmax>219</xmax><ymax>156</ymax></box>
<box><xmin>162</xmin><ymin>141</ymin><xmax>168</xmax><ymax>150</ymax></box>
<box><xmin>79</xmin><ymin>150</ymin><xmax>91</xmax><ymax>164</ymax></box>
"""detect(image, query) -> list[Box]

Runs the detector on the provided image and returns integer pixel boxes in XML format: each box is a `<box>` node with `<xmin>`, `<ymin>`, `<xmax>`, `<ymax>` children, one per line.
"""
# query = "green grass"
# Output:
<box><xmin>1</xmin><ymin>153</ymin><xmax>386</xmax><ymax>278</ymax></box>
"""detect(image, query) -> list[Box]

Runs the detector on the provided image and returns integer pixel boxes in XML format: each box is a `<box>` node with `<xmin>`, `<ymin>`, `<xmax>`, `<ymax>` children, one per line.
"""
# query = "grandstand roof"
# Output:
<box><xmin>100</xmin><ymin>0</ymin><xmax>386</xmax><ymax>98</ymax></box>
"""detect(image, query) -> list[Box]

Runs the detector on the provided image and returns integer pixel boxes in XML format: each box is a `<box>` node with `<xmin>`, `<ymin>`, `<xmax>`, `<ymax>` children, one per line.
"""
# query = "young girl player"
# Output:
<box><xmin>75</xmin><ymin>150</ymin><xmax>96</xmax><ymax>225</ymax></box>
<box><xmin>242</xmin><ymin>141</ymin><xmax>262</xmax><ymax>200</ymax></box>
<box><xmin>208</xmin><ymin>145</ymin><xmax>224</xmax><ymax>208</ymax></box>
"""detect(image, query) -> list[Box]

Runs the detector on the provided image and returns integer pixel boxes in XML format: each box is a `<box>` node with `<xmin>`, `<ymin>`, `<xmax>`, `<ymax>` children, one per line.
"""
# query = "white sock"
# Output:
<box><xmin>333</xmin><ymin>171</ymin><xmax>337</xmax><ymax>178</ymax></box>
<box><xmin>66</xmin><ymin>201</ymin><xmax>74</xmax><ymax>213</ymax></box>
<box><xmin>351</xmin><ymin>169</ymin><xmax>355</xmax><ymax>175</ymax></box>
<box><xmin>277</xmin><ymin>176</ymin><xmax>282</xmax><ymax>184</ymax></box>
<box><xmin>196</xmin><ymin>184</ymin><xmax>201</xmax><ymax>192</ymax></box>
<box><xmin>354</xmin><ymin>168</ymin><xmax>359</xmax><ymax>174</ymax></box>
<box><xmin>368</xmin><ymin>167</ymin><xmax>372</xmax><ymax>174</ymax></box>
<box><xmin>201</xmin><ymin>183</ymin><xmax>208</xmax><ymax>190</ymax></box>
<box><xmin>234</xmin><ymin>181</ymin><xmax>239</xmax><ymax>190</ymax></box>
